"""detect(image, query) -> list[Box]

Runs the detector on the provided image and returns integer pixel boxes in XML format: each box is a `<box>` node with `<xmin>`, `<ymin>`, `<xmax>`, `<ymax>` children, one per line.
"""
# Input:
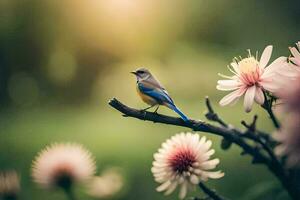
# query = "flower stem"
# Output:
<box><xmin>198</xmin><ymin>182</ymin><xmax>228</xmax><ymax>200</ymax></box>
<box><xmin>63</xmin><ymin>188</ymin><xmax>77</xmax><ymax>200</ymax></box>
<box><xmin>262</xmin><ymin>92</ymin><xmax>280</xmax><ymax>129</ymax></box>
<box><xmin>3</xmin><ymin>195</ymin><xmax>18</xmax><ymax>200</ymax></box>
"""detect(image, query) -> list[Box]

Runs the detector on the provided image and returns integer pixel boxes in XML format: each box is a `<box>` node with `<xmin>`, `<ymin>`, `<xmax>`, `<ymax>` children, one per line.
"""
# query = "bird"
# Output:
<box><xmin>131</xmin><ymin>67</ymin><xmax>189</xmax><ymax>122</ymax></box>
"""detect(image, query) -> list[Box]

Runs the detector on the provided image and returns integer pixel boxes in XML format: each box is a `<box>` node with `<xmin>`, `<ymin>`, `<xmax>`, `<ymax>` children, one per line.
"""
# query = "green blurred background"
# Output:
<box><xmin>0</xmin><ymin>0</ymin><xmax>299</xmax><ymax>199</ymax></box>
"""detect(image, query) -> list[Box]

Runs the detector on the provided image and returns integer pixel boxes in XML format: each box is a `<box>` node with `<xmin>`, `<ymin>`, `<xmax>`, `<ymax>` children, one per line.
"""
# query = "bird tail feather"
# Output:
<box><xmin>167</xmin><ymin>104</ymin><xmax>189</xmax><ymax>122</ymax></box>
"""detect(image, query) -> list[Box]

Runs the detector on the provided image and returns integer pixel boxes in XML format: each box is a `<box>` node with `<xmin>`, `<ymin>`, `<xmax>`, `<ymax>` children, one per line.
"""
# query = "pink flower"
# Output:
<box><xmin>217</xmin><ymin>45</ymin><xmax>291</xmax><ymax>112</ymax></box>
<box><xmin>274</xmin><ymin>74</ymin><xmax>300</xmax><ymax>167</ymax></box>
<box><xmin>289</xmin><ymin>42</ymin><xmax>300</xmax><ymax>72</ymax></box>
<box><xmin>151</xmin><ymin>133</ymin><xmax>224</xmax><ymax>199</ymax></box>
<box><xmin>278</xmin><ymin>75</ymin><xmax>300</xmax><ymax>113</ymax></box>
<box><xmin>274</xmin><ymin>113</ymin><xmax>300</xmax><ymax>167</ymax></box>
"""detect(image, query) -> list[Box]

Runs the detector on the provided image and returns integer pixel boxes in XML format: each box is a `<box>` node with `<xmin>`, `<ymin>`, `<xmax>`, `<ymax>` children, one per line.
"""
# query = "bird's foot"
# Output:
<box><xmin>140</xmin><ymin>108</ymin><xmax>148</xmax><ymax>112</ymax></box>
<box><xmin>153</xmin><ymin>106</ymin><xmax>160</xmax><ymax>114</ymax></box>
<box><xmin>140</xmin><ymin>106</ymin><xmax>152</xmax><ymax>112</ymax></box>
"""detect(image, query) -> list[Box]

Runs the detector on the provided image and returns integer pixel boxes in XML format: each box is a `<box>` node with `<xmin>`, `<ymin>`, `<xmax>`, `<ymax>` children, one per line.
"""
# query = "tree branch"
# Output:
<box><xmin>108</xmin><ymin>98</ymin><xmax>296</xmax><ymax>199</ymax></box>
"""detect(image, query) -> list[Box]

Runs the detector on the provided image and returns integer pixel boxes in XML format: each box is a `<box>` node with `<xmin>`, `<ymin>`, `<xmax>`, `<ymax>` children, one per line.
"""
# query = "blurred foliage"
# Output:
<box><xmin>1</xmin><ymin>0</ymin><xmax>299</xmax><ymax>106</ymax></box>
<box><xmin>0</xmin><ymin>0</ymin><xmax>299</xmax><ymax>199</ymax></box>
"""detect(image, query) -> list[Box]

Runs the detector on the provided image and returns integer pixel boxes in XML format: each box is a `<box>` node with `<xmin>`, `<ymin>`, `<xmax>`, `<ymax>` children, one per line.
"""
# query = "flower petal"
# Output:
<box><xmin>290</xmin><ymin>47</ymin><xmax>300</xmax><ymax>60</ymax></box>
<box><xmin>260</xmin><ymin>45</ymin><xmax>273</xmax><ymax>69</ymax></box>
<box><xmin>260</xmin><ymin>79</ymin><xmax>281</xmax><ymax>93</ymax></box>
<box><xmin>254</xmin><ymin>87</ymin><xmax>265</xmax><ymax>105</ymax></box>
<box><xmin>276</xmin><ymin>65</ymin><xmax>299</xmax><ymax>77</ymax></box>
<box><xmin>217</xmin><ymin>80</ymin><xmax>240</xmax><ymax>91</ymax></box>
<box><xmin>205</xmin><ymin>171</ymin><xmax>225</xmax><ymax>179</ymax></box>
<box><xmin>157</xmin><ymin>181</ymin><xmax>171</xmax><ymax>192</ymax></box>
<box><xmin>199</xmin><ymin>159</ymin><xmax>220</xmax><ymax>170</ymax></box>
<box><xmin>290</xmin><ymin>57</ymin><xmax>300</xmax><ymax>67</ymax></box>
<box><xmin>243</xmin><ymin>86</ymin><xmax>256</xmax><ymax>112</ymax></box>
<box><xmin>178</xmin><ymin>181</ymin><xmax>188</xmax><ymax>199</ymax></box>
<box><xmin>219</xmin><ymin>89</ymin><xmax>245</xmax><ymax>106</ymax></box>
<box><xmin>164</xmin><ymin>181</ymin><xmax>178</xmax><ymax>195</ymax></box>
<box><xmin>262</xmin><ymin>56</ymin><xmax>287</xmax><ymax>79</ymax></box>
<box><xmin>217</xmin><ymin>80</ymin><xmax>239</xmax><ymax>86</ymax></box>
<box><xmin>190</xmin><ymin>174</ymin><xmax>200</xmax><ymax>185</ymax></box>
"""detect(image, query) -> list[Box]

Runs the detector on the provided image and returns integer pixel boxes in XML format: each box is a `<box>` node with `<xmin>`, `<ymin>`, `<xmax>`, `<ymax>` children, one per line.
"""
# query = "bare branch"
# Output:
<box><xmin>205</xmin><ymin>97</ymin><xmax>228</xmax><ymax>127</ymax></box>
<box><xmin>206</xmin><ymin>98</ymin><xmax>274</xmax><ymax>145</ymax></box>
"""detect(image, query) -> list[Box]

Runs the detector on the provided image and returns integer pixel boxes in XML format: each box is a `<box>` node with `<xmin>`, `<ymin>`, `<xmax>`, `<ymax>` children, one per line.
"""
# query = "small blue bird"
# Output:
<box><xmin>131</xmin><ymin>68</ymin><xmax>189</xmax><ymax>122</ymax></box>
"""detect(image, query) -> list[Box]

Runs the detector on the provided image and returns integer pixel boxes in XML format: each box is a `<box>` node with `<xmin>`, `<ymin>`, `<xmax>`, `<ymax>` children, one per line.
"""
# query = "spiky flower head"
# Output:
<box><xmin>152</xmin><ymin>132</ymin><xmax>224</xmax><ymax>199</ymax></box>
<box><xmin>31</xmin><ymin>143</ymin><xmax>96</xmax><ymax>190</ymax></box>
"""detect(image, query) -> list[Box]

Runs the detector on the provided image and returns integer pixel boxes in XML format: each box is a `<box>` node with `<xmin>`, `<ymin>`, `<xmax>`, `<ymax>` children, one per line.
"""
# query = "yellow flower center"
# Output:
<box><xmin>238</xmin><ymin>57</ymin><xmax>259</xmax><ymax>74</ymax></box>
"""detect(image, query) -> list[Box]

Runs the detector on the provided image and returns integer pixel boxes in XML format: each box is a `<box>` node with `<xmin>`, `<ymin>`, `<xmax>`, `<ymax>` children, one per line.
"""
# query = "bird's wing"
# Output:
<box><xmin>147</xmin><ymin>75</ymin><xmax>165</xmax><ymax>90</ymax></box>
<box><xmin>138</xmin><ymin>82</ymin><xmax>174</xmax><ymax>105</ymax></box>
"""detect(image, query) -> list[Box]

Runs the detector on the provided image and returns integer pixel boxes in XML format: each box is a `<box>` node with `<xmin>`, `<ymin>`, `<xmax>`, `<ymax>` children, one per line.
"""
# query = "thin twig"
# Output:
<box><xmin>199</xmin><ymin>182</ymin><xmax>228</xmax><ymax>200</ymax></box>
<box><xmin>205</xmin><ymin>99</ymin><xmax>273</xmax><ymax>152</ymax></box>
<box><xmin>205</xmin><ymin>96</ymin><xmax>228</xmax><ymax>127</ymax></box>
<box><xmin>206</xmin><ymin>98</ymin><xmax>274</xmax><ymax>145</ymax></box>
<box><xmin>241</xmin><ymin>116</ymin><xmax>284</xmax><ymax>180</ymax></box>
<box><xmin>241</xmin><ymin>121</ymin><xmax>275</xmax><ymax>146</ymax></box>
<box><xmin>262</xmin><ymin>92</ymin><xmax>280</xmax><ymax>129</ymax></box>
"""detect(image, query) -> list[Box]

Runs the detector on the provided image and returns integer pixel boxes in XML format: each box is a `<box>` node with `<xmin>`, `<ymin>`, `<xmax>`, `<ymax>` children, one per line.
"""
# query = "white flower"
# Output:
<box><xmin>88</xmin><ymin>168</ymin><xmax>124</xmax><ymax>198</ymax></box>
<box><xmin>151</xmin><ymin>132</ymin><xmax>224</xmax><ymax>199</ymax></box>
<box><xmin>0</xmin><ymin>170</ymin><xmax>20</xmax><ymax>199</ymax></box>
<box><xmin>274</xmin><ymin>113</ymin><xmax>300</xmax><ymax>167</ymax></box>
<box><xmin>31</xmin><ymin>143</ymin><xmax>96</xmax><ymax>189</ymax></box>
<box><xmin>217</xmin><ymin>45</ymin><xmax>291</xmax><ymax>112</ymax></box>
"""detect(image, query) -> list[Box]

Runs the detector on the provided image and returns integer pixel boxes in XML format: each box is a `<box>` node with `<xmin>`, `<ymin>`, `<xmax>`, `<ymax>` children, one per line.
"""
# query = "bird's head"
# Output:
<box><xmin>131</xmin><ymin>68</ymin><xmax>152</xmax><ymax>81</ymax></box>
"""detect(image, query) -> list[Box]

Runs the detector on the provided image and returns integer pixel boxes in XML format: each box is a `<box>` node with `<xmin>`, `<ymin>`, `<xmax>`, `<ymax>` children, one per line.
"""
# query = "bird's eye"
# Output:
<box><xmin>137</xmin><ymin>70</ymin><xmax>144</xmax><ymax>74</ymax></box>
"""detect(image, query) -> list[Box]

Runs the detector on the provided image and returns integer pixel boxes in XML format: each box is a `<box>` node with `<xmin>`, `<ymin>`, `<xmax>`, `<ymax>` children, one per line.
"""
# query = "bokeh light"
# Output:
<box><xmin>8</xmin><ymin>72</ymin><xmax>40</xmax><ymax>107</ymax></box>
<box><xmin>47</xmin><ymin>48</ymin><xmax>77</xmax><ymax>85</ymax></box>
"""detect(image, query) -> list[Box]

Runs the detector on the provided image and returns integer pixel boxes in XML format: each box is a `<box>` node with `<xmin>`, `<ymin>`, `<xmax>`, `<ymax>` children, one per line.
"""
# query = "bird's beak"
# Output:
<box><xmin>130</xmin><ymin>71</ymin><xmax>137</xmax><ymax>75</ymax></box>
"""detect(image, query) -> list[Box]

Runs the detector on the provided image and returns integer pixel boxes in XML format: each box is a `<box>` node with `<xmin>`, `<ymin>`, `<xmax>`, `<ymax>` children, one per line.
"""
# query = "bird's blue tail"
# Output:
<box><xmin>167</xmin><ymin>104</ymin><xmax>189</xmax><ymax>122</ymax></box>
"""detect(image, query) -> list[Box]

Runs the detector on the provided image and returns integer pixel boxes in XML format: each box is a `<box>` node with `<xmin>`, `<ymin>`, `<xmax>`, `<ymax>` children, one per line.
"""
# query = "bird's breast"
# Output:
<box><xmin>136</xmin><ymin>85</ymin><xmax>157</xmax><ymax>106</ymax></box>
